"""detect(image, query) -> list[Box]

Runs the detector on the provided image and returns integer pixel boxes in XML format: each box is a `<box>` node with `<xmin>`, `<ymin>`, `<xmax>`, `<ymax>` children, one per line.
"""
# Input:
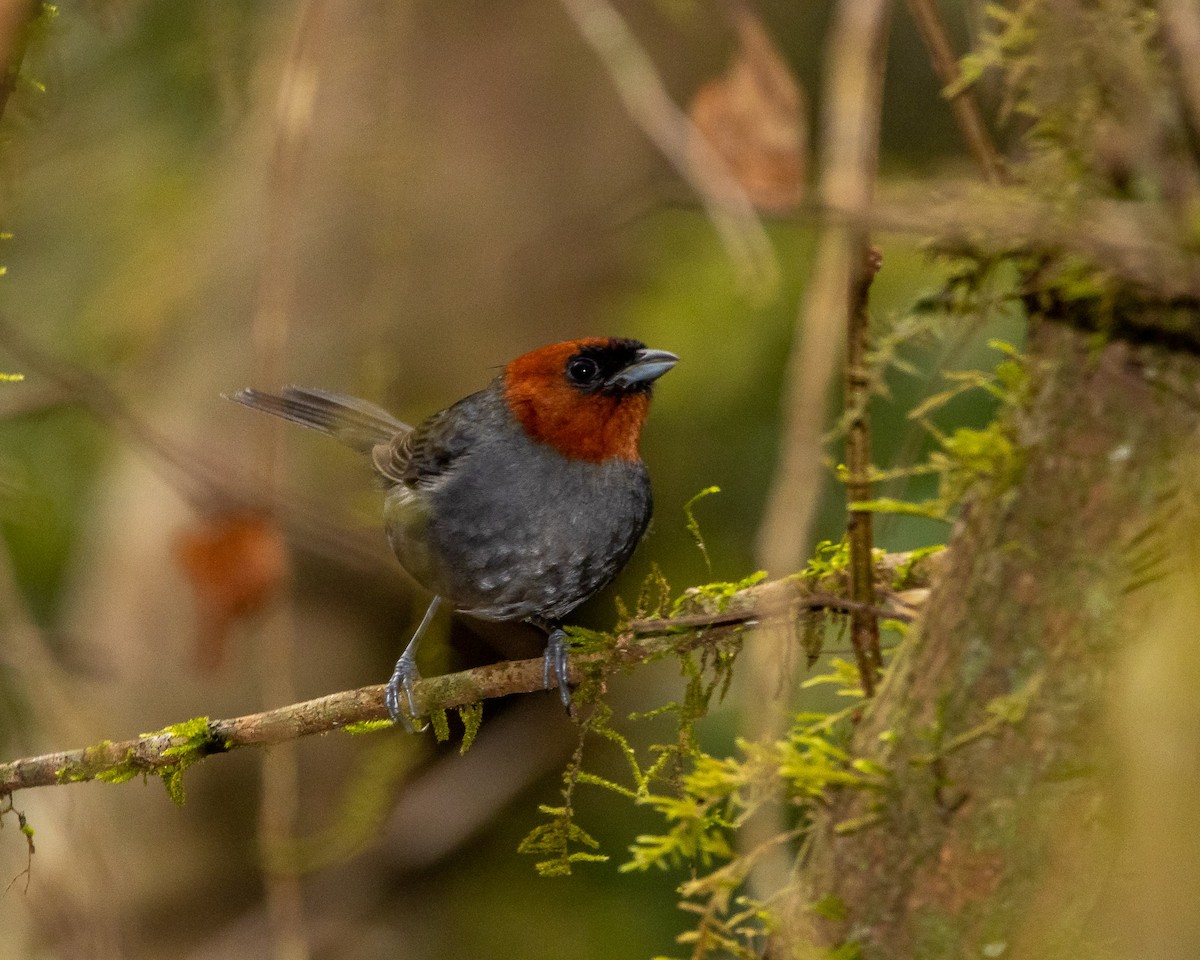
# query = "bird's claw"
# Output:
<box><xmin>542</xmin><ymin>629</ymin><xmax>572</xmax><ymax>712</ymax></box>
<box><xmin>385</xmin><ymin>594</ymin><xmax>441</xmax><ymax>733</ymax></box>
<box><xmin>385</xmin><ymin>652</ymin><xmax>422</xmax><ymax>733</ymax></box>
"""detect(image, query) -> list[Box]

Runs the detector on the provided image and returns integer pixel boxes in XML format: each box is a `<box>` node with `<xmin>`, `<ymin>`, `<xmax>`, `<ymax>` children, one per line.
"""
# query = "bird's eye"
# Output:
<box><xmin>566</xmin><ymin>357</ymin><xmax>601</xmax><ymax>384</ymax></box>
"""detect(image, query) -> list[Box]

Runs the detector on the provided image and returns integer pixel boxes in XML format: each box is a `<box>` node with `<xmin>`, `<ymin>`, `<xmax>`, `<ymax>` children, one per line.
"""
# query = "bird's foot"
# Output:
<box><xmin>385</xmin><ymin>651</ymin><xmax>422</xmax><ymax>733</ymax></box>
<box><xmin>385</xmin><ymin>595</ymin><xmax>442</xmax><ymax>732</ymax></box>
<box><xmin>542</xmin><ymin>628</ymin><xmax>572</xmax><ymax>712</ymax></box>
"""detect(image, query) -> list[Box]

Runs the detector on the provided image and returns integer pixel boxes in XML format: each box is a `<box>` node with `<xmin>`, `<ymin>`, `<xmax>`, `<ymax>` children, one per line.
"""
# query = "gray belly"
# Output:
<box><xmin>384</xmin><ymin>454</ymin><xmax>651</xmax><ymax>621</ymax></box>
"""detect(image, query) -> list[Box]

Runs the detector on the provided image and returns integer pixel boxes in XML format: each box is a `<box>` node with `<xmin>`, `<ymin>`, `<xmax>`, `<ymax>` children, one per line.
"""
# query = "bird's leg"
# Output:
<box><xmin>531</xmin><ymin>617</ymin><xmax>572</xmax><ymax>711</ymax></box>
<box><xmin>386</xmin><ymin>595</ymin><xmax>443</xmax><ymax>731</ymax></box>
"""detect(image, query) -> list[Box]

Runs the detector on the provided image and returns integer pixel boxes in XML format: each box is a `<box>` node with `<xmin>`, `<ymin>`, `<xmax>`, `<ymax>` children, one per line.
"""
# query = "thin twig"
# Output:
<box><xmin>0</xmin><ymin>794</ymin><xmax>33</xmax><ymax>894</ymax></box>
<box><xmin>844</xmin><ymin>247</ymin><xmax>883</xmax><ymax>695</ymax></box>
<box><xmin>629</xmin><ymin>592</ymin><xmax>912</xmax><ymax>635</ymax></box>
<box><xmin>720</xmin><ymin>185</ymin><xmax>1200</xmax><ymax>304</ymax></box>
<box><xmin>904</xmin><ymin>0</ymin><xmax>1006</xmax><ymax>184</ymax></box>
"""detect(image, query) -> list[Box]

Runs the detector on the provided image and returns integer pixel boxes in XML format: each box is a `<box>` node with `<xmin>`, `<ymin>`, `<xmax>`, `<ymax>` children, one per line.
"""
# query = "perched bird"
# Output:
<box><xmin>228</xmin><ymin>337</ymin><xmax>677</xmax><ymax>728</ymax></box>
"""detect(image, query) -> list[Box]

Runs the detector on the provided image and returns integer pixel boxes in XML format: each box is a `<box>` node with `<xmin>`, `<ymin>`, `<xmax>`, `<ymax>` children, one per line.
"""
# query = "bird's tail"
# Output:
<box><xmin>226</xmin><ymin>386</ymin><xmax>411</xmax><ymax>454</ymax></box>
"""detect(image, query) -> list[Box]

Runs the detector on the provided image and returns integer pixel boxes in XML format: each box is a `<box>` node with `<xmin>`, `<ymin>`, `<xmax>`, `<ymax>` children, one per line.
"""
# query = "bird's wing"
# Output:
<box><xmin>372</xmin><ymin>394</ymin><xmax>480</xmax><ymax>488</ymax></box>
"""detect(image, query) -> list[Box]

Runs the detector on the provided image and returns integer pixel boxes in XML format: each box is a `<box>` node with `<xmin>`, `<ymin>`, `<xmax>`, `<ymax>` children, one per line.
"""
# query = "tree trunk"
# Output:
<box><xmin>794</xmin><ymin>316</ymin><xmax>1200</xmax><ymax>959</ymax></box>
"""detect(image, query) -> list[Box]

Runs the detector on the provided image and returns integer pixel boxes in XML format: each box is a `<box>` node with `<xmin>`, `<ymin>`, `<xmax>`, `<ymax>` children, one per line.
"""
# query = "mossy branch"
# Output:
<box><xmin>0</xmin><ymin>550</ymin><xmax>939</xmax><ymax>797</ymax></box>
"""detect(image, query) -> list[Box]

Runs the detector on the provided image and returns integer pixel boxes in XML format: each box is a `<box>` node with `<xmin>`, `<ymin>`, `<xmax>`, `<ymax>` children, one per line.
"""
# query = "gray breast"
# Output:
<box><xmin>421</xmin><ymin>433</ymin><xmax>652</xmax><ymax>621</ymax></box>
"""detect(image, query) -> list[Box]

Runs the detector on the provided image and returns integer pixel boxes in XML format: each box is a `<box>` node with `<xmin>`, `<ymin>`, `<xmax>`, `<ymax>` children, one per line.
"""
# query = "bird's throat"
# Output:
<box><xmin>503</xmin><ymin>380</ymin><xmax>649</xmax><ymax>463</ymax></box>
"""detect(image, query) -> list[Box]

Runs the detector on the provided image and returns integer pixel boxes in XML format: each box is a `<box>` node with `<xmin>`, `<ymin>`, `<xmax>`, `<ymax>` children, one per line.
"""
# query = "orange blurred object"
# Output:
<box><xmin>174</xmin><ymin>511</ymin><xmax>289</xmax><ymax>671</ymax></box>
<box><xmin>690</xmin><ymin>4</ymin><xmax>808</xmax><ymax>214</ymax></box>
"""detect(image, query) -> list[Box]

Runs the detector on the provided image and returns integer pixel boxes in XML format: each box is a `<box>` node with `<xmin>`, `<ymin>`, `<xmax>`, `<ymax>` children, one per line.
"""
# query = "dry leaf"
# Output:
<box><xmin>690</xmin><ymin>4</ymin><xmax>808</xmax><ymax>213</ymax></box>
<box><xmin>175</xmin><ymin>510</ymin><xmax>289</xmax><ymax>671</ymax></box>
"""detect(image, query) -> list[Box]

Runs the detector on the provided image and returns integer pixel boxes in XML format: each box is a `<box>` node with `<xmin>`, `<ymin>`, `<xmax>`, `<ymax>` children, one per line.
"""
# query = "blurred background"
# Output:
<box><xmin>0</xmin><ymin>2</ymin><xmax>1017</xmax><ymax>958</ymax></box>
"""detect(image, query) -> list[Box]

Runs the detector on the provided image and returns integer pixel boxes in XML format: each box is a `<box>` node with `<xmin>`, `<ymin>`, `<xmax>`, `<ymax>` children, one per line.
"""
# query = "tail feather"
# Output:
<box><xmin>226</xmin><ymin>386</ymin><xmax>410</xmax><ymax>454</ymax></box>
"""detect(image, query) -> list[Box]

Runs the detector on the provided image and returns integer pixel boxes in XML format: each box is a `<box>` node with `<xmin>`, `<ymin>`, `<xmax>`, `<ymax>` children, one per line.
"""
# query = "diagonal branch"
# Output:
<box><xmin>904</xmin><ymin>0</ymin><xmax>1006</xmax><ymax>184</ymax></box>
<box><xmin>0</xmin><ymin>549</ymin><xmax>939</xmax><ymax>796</ymax></box>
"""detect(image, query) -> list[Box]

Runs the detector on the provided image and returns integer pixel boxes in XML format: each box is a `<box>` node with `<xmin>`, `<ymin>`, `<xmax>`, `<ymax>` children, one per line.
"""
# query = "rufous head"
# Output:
<box><xmin>502</xmin><ymin>337</ymin><xmax>678</xmax><ymax>462</ymax></box>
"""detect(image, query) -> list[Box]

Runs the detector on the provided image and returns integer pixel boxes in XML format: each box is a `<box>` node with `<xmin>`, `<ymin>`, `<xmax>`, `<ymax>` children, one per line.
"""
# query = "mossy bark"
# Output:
<box><xmin>795</xmin><ymin>317</ymin><xmax>1200</xmax><ymax>958</ymax></box>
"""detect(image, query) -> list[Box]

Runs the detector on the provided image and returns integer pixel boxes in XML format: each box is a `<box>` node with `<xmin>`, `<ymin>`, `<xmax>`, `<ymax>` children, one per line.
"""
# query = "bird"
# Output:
<box><xmin>228</xmin><ymin>337</ymin><xmax>678</xmax><ymax>729</ymax></box>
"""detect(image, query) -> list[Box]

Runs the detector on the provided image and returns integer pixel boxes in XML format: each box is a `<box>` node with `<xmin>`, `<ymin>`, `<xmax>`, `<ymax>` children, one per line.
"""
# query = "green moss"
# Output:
<box><xmin>429</xmin><ymin>708</ymin><xmax>450</xmax><ymax>743</ymax></box>
<box><xmin>682</xmin><ymin>485</ymin><xmax>721</xmax><ymax>574</ymax></box>
<box><xmin>156</xmin><ymin>716</ymin><xmax>212</xmax><ymax>742</ymax></box>
<box><xmin>343</xmin><ymin>719</ymin><xmax>394</xmax><ymax>735</ymax></box>
<box><xmin>911</xmin><ymin>672</ymin><xmax>1045</xmax><ymax>767</ymax></box>
<box><xmin>54</xmin><ymin>762</ymin><xmax>90</xmax><ymax>784</ymax></box>
<box><xmin>810</xmin><ymin>894</ymin><xmax>849</xmax><ymax>923</ymax></box>
<box><xmin>670</xmin><ymin>570</ymin><xmax>767</xmax><ymax>618</ymax></box>
<box><xmin>562</xmin><ymin>624</ymin><xmax>613</xmax><ymax>655</ymax></box>
<box><xmin>141</xmin><ymin>715</ymin><xmax>223</xmax><ymax>806</ymax></box>
<box><xmin>796</xmin><ymin>538</ymin><xmax>851</xmax><ymax>584</ymax></box>
<box><xmin>458</xmin><ymin>703</ymin><xmax>483</xmax><ymax>754</ymax></box>
<box><xmin>517</xmin><ymin>804</ymin><xmax>608</xmax><ymax>877</ymax></box>
<box><xmin>94</xmin><ymin>750</ymin><xmax>139</xmax><ymax>785</ymax></box>
<box><xmin>891</xmin><ymin>545</ymin><xmax>944</xmax><ymax>590</ymax></box>
<box><xmin>157</xmin><ymin>765</ymin><xmax>187</xmax><ymax>805</ymax></box>
<box><xmin>56</xmin><ymin>739</ymin><xmax>143</xmax><ymax>786</ymax></box>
